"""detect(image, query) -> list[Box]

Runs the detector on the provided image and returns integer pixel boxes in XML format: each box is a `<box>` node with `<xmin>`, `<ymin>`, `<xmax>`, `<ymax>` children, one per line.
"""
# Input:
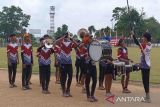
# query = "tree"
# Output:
<box><xmin>95</xmin><ymin>30</ymin><xmax>101</xmax><ymax>37</ymax></box>
<box><xmin>104</xmin><ymin>26</ymin><xmax>111</xmax><ymax>36</ymax></box>
<box><xmin>112</xmin><ymin>6</ymin><xmax>145</xmax><ymax>37</ymax></box>
<box><xmin>0</xmin><ymin>5</ymin><xmax>30</xmax><ymax>37</ymax></box>
<box><xmin>62</xmin><ymin>24</ymin><xmax>68</xmax><ymax>33</ymax></box>
<box><xmin>54</xmin><ymin>24</ymin><xmax>69</xmax><ymax>39</ymax></box>
<box><xmin>144</xmin><ymin>17</ymin><xmax>160</xmax><ymax>39</ymax></box>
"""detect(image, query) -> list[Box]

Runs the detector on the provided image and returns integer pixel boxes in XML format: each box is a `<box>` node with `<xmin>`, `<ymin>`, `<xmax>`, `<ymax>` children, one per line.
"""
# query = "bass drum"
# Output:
<box><xmin>88</xmin><ymin>40</ymin><xmax>102</xmax><ymax>62</ymax></box>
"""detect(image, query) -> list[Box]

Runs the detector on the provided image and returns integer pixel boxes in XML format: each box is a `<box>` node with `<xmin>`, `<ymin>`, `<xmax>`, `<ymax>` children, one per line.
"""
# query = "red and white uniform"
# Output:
<box><xmin>59</xmin><ymin>40</ymin><xmax>77</xmax><ymax>64</ymax></box>
<box><xmin>75</xmin><ymin>45</ymin><xmax>81</xmax><ymax>59</ymax></box>
<box><xmin>79</xmin><ymin>43</ymin><xmax>88</xmax><ymax>63</ymax></box>
<box><xmin>7</xmin><ymin>43</ymin><xmax>18</xmax><ymax>64</ymax></box>
<box><xmin>38</xmin><ymin>47</ymin><xmax>54</xmax><ymax>65</ymax></box>
<box><xmin>54</xmin><ymin>45</ymin><xmax>61</xmax><ymax>63</ymax></box>
<box><xmin>117</xmin><ymin>47</ymin><xmax>128</xmax><ymax>60</ymax></box>
<box><xmin>21</xmin><ymin>43</ymin><xmax>33</xmax><ymax>65</ymax></box>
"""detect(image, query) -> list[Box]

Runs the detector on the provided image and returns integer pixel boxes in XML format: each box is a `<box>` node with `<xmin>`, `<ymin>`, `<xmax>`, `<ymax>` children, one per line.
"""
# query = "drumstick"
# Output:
<box><xmin>132</xmin><ymin>31</ymin><xmax>143</xmax><ymax>50</ymax></box>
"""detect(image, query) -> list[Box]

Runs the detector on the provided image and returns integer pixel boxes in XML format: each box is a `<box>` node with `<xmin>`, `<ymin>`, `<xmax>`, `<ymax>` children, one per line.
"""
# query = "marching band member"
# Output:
<box><xmin>37</xmin><ymin>37</ymin><xmax>44</xmax><ymax>86</ymax></box>
<box><xmin>7</xmin><ymin>34</ymin><xmax>19</xmax><ymax>88</ymax></box>
<box><xmin>54</xmin><ymin>44</ymin><xmax>61</xmax><ymax>84</ymax></box>
<box><xmin>21</xmin><ymin>33</ymin><xmax>33</xmax><ymax>90</ymax></box>
<box><xmin>59</xmin><ymin>32</ymin><xmax>77</xmax><ymax>97</ymax></box>
<box><xmin>79</xmin><ymin>40</ymin><xmax>88</xmax><ymax>93</ymax></box>
<box><xmin>75</xmin><ymin>40</ymin><xmax>82</xmax><ymax>86</ymax></box>
<box><xmin>117</xmin><ymin>39</ymin><xmax>132</xmax><ymax>93</ymax></box>
<box><xmin>100</xmin><ymin>40</ymin><xmax>114</xmax><ymax>96</ymax></box>
<box><xmin>98</xmin><ymin>61</ymin><xmax>105</xmax><ymax>90</ymax></box>
<box><xmin>37</xmin><ymin>35</ymin><xmax>54</xmax><ymax>94</ymax></box>
<box><xmin>98</xmin><ymin>40</ymin><xmax>112</xmax><ymax>90</ymax></box>
<box><xmin>133</xmin><ymin>32</ymin><xmax>152</xmax><ymax>103</ymax></box>
<box><xmin>83</xmin><ymin>34</ymin><xmax>98</xmax><ymax>102</ymax></box>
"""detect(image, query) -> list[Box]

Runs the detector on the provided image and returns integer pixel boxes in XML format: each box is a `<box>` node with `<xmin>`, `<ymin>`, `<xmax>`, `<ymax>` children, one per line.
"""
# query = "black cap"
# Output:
<box><xmin>143</xmin><ymin>32</ymin><xmax>151</xmax><ymax>42</ymax></box>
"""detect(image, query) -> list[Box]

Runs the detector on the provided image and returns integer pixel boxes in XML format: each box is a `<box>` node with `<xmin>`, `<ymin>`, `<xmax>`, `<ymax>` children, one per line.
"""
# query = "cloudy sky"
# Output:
<box><xmin>0</xmin><ymin>0</ymin><xmax>160</xmax><ymax>36</ymax></box>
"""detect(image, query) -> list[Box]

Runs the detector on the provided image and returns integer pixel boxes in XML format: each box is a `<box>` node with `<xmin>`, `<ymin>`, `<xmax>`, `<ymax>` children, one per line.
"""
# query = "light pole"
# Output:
<box><xmin>127</xmin><ymin>0</ymin><xmax>130</xmax><ymax>12</ymax></box>
<box><xmin>110</xmin><ymin>18</ymin><xmax>114</xmax><ymax>37</ymax></box>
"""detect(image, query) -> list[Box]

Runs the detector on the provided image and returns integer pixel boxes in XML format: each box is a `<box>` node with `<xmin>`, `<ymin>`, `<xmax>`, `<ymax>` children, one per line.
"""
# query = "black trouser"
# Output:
<box><xmin>41</xmin><ymin>65</ymin><xmax>51</xmax><ymax>91</ymax></box>
<box><xmin>75</xmin><ymin>58</ymin><xmax>82</xmax><ymax>83</ymax></box>
<box><xmin>99</xmin><ymin>63</ymin><xmax>105</xmax><ymax>86</ymax></box>
<box><xmin>80</xmin><ymin>59</ymin><xmax>87</xmax><ymax>75</ymax></box>
<box><xmin>22</xmin><ymin>65</ymin><xmax>32</xmax><ymax>87</ymax></box>
<box><xmin>60</xmin><ymin>64</ymin><xmax>73</xmax><ymax>93</ymax></box>
<box><xmin>85</xmin><ymin>63</ymin><xmax>97</xmax><ymax>98</ymax></box>
<box><xmin>39</xmin><ymin>66</ymin><xmax>43</xmax><ymax>85</ymax></box>
<box><xmin>8</xmin><ymin>63</ymin><xmax>17</xmax><ymax>85</ymax></box>
<box><xmin>28</xmin><ymin>66</ymin><xmax>32</xmax><ymax>82</ymax></box>
<box><xmin>141</xmin><ymin>68</ymin><xmax>150</xmax><ymax>93</ymax></box>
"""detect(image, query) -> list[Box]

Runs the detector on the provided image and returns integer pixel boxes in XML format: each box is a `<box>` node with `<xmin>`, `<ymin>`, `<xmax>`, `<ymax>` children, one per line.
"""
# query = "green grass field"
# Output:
<box><xmin>0</xmin><ymin>47</ymin><xmax>159</xmax><ymax>84</ymax></box>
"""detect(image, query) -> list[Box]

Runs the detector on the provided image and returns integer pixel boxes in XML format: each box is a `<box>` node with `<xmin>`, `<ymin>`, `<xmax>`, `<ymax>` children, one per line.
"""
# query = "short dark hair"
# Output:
<box><xmin>9</xmin><ymin>34</ymin><xmax>16</xmax><ymax>37</ymax></box>
<box><xmin>143</xmin><ymin>32</ymin><xmax>151</xmax><ymax>42</ymax></box>
<box><xmin>39</xmin><ymin>37</ymin><xmax>44</xmax><ymax>42</ymax></box>
<box><xmin>118</xmin><ymin>39</ymin><xmax>124</xmax><ymax>46</ymax></box>
<box><xmin>43</xmin><ymin>34</ymin><xmax>49</xmax><ymax>38</ymax></box>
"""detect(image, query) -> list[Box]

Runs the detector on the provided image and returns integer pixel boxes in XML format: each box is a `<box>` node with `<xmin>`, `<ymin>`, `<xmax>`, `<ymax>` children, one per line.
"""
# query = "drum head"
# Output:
<box><xmin>88</xmin><ymin>40</ymin><xmax>102</xmax><ymax>61</ymax></box>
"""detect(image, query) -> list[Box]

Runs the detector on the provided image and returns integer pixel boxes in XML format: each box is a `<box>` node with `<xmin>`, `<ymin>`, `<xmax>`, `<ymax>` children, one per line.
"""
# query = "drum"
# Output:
<box><xmin>113</xmin><ymin>61</ymin><xmax>125</xmax><ymax>76</ymax></box>
<box><xmin>125</xmin><ymin>64</ymin><xmax>133</xmax><ymax>74</ymax></box>
<box><xmin>132</xmin><ymin>63</ymin><xmax>140</xmax><ymax>72</ymax></box>
<box><xmin>88</xmin><ymin>40</ymin><xmax>102</xmax><ymax>62</ymax></box>
<box><xmin>100</xmin><ymin>40</ymin><xmax>112</xmax><ymax>57</ymax></box>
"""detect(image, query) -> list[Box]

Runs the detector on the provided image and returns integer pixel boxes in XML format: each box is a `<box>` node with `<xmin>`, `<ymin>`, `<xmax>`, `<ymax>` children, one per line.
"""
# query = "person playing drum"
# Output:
<box><xmin>99</xmin><ymin>40</ymin><xmax>114</xmax><ymax>96</ymax></box>
<box><xmin>117</xmin><ymin>39</ymin><xmax>132</xmax><ymax>93</ymax></box>
<box><xmin>99</xmin><ymin>40</ymin><xmax>111</xmax><ymax>90</ymax></box>
<box><xmin>82</xmin><ymin>34</ymin><xmax>98</xmax><ymax>102</ymax></box>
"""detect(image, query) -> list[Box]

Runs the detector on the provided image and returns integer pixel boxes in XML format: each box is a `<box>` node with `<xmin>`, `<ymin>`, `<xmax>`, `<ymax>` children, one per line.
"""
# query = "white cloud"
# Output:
<box><xmin>1</xmin><ymin>0</ymin><xmax>160</xmax><ymax>36</ymax></box>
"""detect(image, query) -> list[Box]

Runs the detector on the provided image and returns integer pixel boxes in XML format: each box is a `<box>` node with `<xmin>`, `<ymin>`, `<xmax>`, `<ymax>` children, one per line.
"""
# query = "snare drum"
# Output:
<box><xmin>113</xmin><ymin>61</ymin><xmax>125</xmax><ymax>76</ymax></box>
<box><xmin>125</xmin><ymin>64</ymin><xmax>133</xmax><ymax>74</ymax></box>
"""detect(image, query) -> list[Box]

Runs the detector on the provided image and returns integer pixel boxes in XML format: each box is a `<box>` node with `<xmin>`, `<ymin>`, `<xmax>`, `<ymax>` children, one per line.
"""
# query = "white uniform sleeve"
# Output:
<box><xmin>144</xmin><ymin>44</ymin><xmax>152</xmax><ymax>67</ymax></box>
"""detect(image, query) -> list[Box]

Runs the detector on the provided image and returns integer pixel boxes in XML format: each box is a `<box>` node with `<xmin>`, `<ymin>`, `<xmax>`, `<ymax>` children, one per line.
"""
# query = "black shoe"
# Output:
<box><xmin>66</xmin><ymin>90</ymin><xmax>72</xmax><ymax>97</ymax></box>
<box><xmin>62</xmin><ymin>92</ymin><xmax>69</xmax><ymax>97</ymax></box>
<box><xmin>29</xmin><ymin>81</ymin><xmax>32</xmax><ymax>85</ymax></box>
<box><xmin>13</xmin><ymin>84</ymin><xmax>17</xmax><ymax>87</ymax></box>
<box><xmin>45</xmin><ymin>90</ymin><xmax>51</xmax><ymax>94</ymax></box>
<box><xmin>22</xmin><ymin>86</ymin><xmax>28</xmax><ymax>90</ymax></box>
<box><xmin>91</xmin><ymin>96</ymin><xmax>98</xmax><ymax>102</ymax></box>
<box><xmin>9</xmin><ymin>84</ymin><xmax>14</xmax><ymax>88</ymax></box>
<box><xmin>26</xmin><ymin>85</ymin><xmax>32</xmax><ymax>90</ymax></box>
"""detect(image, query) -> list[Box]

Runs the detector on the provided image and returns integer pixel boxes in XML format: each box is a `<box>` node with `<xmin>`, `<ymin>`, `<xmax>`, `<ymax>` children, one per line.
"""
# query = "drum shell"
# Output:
<box><xmin>114</xmin><ymin>65</ymin><xmax>126</xmax><ymax>76</ymax></box>
<box><xmin>99</xmin><ymin>60</ymin><xmax>114</xmax><ymax>74</ymax></box>
<box><xmin>125</xmin><ymin>65</ymin><xmax>132</xmax><ymax>73</ymax></box>
<box><xmin>88</xmin><ymin>40</ymin><xmax>102</xmax><ymax>62</ymax></box>
<box><xmin>101</xmin><ymin>42</ymin><xmax>112</xmax><ymax>60</ymax></box>
<box><xmin>132</xmin><ymin>64</ymin><xmax>140</xmax><ymax>71</ymax></box>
